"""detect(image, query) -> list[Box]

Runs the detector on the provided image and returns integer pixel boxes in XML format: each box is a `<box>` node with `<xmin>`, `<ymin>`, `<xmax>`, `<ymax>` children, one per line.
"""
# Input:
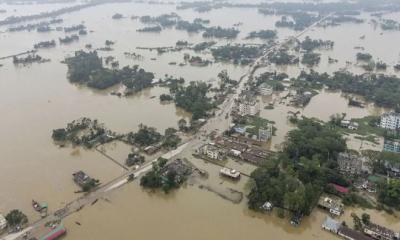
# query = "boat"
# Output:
<box><xmin>40</xmin><ymin>225</ymin><xmax>66</xmax><ymax>240</ymax></box>
<box><xmin>32</xmin><ymin>200</ymin><xmax>48</xmax><ymax>212</ymax></box>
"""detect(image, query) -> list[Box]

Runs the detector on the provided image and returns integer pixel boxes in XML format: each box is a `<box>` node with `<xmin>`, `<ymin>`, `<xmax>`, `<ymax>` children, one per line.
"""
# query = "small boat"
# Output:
<box><xmin>32</xmin><ymin>200</ymin><xmax>48</xmax><ymax>212</ymax></box>
<box><xmin>32</xmin><ymin>200</ymin><xmax>42</xmax><ymax>212</ymax></box>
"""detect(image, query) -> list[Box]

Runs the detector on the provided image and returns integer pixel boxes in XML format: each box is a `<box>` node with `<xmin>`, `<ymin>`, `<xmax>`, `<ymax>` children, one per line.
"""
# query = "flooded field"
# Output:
<box><xmin>0</xmin><ymin>1</ymin><xmax>399</xmax><ymax>239</ymax></box>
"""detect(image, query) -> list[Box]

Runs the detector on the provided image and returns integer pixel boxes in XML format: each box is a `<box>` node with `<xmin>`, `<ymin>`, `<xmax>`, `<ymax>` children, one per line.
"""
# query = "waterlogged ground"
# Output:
<box><xmin>0</xmin><ymin>1</ymin><xmax>399</xmax><ymax>239</ymax></box>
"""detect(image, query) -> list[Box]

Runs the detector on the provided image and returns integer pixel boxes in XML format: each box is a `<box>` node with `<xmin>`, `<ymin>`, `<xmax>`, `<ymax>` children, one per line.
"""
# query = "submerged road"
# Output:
<box><xmin>0</xmin><ymin>13</ymin><xmax>334</xmax><ymax>240</ymax></box>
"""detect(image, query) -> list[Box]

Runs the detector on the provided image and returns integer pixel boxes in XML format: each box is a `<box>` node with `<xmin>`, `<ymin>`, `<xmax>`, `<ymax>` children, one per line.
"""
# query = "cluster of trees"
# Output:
<box><xmin>301</xmin><ymin>52</ymin><xmax>321</xmax><ymax>66</ymax></box>
<box><xmin>127</xmin><ymin>124</ymin><xmax>162</xmax><ymax>147</ymax></box>
<box><xmin>202</xmin><ymin>26</ymin><xmax>239</xmax><ymax>39</ymax></box>
<box><xmin>300</xmin><ymin>36</ymin><xmax>334</xmax><ymax>52</ymax></box>
<box><xmin>65</xmin><ymin>51</ymin><xmax>154</xmax><ymax>91</ymax></box>
<box><xmin>126</xmin><ymin>153</ymin><xmax>145</xmax><ymax>167</ymax></box>
<box><xmin>269</xmin><ymin>50</ymin><xmax>299</xmax><ymax>65</ymax></box>
<box><xmin>126</xmin><ymin>124</ymin><xmax>181</xmax><ymax>149</ymax></box>
<box><xmin>59</xmin><ymin>34</ymin><xmax>79</xmax><ymax>44</ymax></box>
<box><xmin>34</xmin><ymin>40</ymin><xmax>56</xmax><ymax>49</ymax></box>
<box><xmin>211</xmin><ymin>44</ymin><xmax>262</xmax><ymax>64</ymax></box>
<box><xmin>52</xmin><ymin>118</ymin><xmax>114</xmax><ymax>148</ymax></box>
<box><xmin>137</xmin><ymin>26</ymin><xmax>162</xmax><ymax>32</ymax></box>
<box><xmin>356</xmin><ymin>52</ymin><xmax>373</xmax><ymax>61</ymax></box>
<box><xmin>275</xmin><ymin>12</ymin><xmax>320</xmax><ymax>31</ymax></box>
<box><xmin>173</xmin><ymin>82</ymin><xmax>215</xmax><ymax>120</ymax></box>
<box><xmin>248</xmin><ymin>118</ymin><xmax>347</xmax><ymax>216</ymax></box>
<box><xmin>140</xmin><ymin>158</ymin><xmax>182</xmax><ymax>193</ymax></box>
<box><xmin>253</xmin><ymin>71</ymin><xmax>287</xmax><ymax>91</ymax></box>
<box><xmin>5</xmin><ymin>209</ymin><xmax>28</xmax><ymax>229</ymax></box>
<box><xmin>378</xmin><ymin>179</ymin><xmax>400</xmax><ymax>209</ymax></box>
<box><xmin>193</xmin><ymin>41</ymin><xmax>216</xmax><ymax>51</ymax></box>
<box><xmin>291</xmin><ymin>70</ymin><xmax>400</xmax><ymax>110</ymax></box>
<box><xmin>247</xmin><ymin>30</ymin><xmax>277</xmax><ymax>40</ymax></box>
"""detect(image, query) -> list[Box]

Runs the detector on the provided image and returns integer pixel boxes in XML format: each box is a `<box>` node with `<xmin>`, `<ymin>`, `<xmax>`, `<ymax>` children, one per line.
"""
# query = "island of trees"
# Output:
<box><xmin>64</xmin><ymin>51</ymin><xmax>155</xmax><ymax>91</ymax></box>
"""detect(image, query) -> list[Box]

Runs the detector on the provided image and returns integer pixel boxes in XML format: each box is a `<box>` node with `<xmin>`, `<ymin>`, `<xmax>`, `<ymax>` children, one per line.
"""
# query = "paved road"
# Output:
<box><xmin>1</xmin><ymin>13</ymin><xmax>333</xmax><ymax>240</ymax></box>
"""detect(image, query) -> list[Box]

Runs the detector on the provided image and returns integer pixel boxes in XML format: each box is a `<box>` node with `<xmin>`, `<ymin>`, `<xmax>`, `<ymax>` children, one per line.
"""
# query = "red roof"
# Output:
<box><xmin>331</xmin><ymin>183</ymin><xmax>349</xmax><ymax>194</ymax></box>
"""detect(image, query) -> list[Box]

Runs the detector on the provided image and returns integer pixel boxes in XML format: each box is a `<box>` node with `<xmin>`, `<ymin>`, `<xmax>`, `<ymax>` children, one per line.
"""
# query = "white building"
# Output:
<box><xmin>238</xmin><ymin>100</ymin><xmax>260</xmax><ymax>116</ymax></box>
<box><xmin>0</xmin><ymin>214</ymin><xmax>7</xmax><ymax>231</ymax></box>
<box><xmin>259</xmin><ymin>125</ymin><xmax>273</xmax><ymax>142</ymax></box>
<box><xmin>380</xmin><ymin>112</ymin><xmax>400</xmax><ymax>130</ymax></box>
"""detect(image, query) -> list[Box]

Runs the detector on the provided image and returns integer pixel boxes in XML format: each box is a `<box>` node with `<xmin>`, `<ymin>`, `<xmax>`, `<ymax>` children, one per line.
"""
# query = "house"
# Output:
<box><xmin>349</xmin><ymin>122</ymin><xmax>359</xmax><ymax>130</ymax></box>
<box><xmin>0</xmin><ymin>214</ymin><xmax>7</xmax><ymax>231</ymax></box>
<box><xmin>261</xmin><ymin>201</ymin><xmax>273</xmax><ymax>211</ymax></box>
<box><xmin>339</xmin><ymin>226</ymin><xmax>374</xmax><ymax>240</ymax></box>
<box><xmin>337</xmin><ymin>152</ymin><xmax>364</xmax><ymax>175</ymax></box>
<box><xmin>383</xmin><ymin>139</ymin><xmax>400</xmax><ymax>153</ymax></box>
<box><xmin>331</xmin><ymin>183</ymin><xmax>349</xmax><ymax>194</ymax></box>
<box><xmin>380</xmin><ymin>112</ymin><xmax>400</xmax><ymax>130</ymax></box>
<box><xmin>241</xmin><ymin>152</ymin><xmax>265</xmax><ymax>165</ymax></box>
<box><xmin>318</xmin><ymin>196</ymin><xmax>344</xmax><ymax>216</ymax></box>
<box><xmin>364</xmin><ymin>223</ymin><xmax>400</xmax><ymax>240</ymax></box>
<box><xmin>39</xmin><ymin>224</ymin><xmax>67</xmax><ymax>240</ymax></box>
<box><xmin>341</xmin><ymin>120</ymin><xmax>351</xmax><ymax>128</ymax></box>
<box><xmin>322</xmin><ymin>216</ymin><xmax>341</xmax><ymax>234</ymax></box>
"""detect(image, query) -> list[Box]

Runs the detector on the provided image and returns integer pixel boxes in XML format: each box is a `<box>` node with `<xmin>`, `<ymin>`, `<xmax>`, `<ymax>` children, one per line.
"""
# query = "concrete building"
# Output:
<box><xmin>238</xmin><ymin>100</ymin><xmax>260</xmax><ymax>116</ymax></box>
<box><xmin>337</xmin><ymin>152</ymin><xmax>365</xmax><ymax>175</ymax></box>
<box><xmin>383</xmin><ymin>139</ymin><xmax>400</xmax><ymax>153</ymax></box>
<box><xmin>380</xmin><ymin>112</ymin><xmax>400</xmax><ymax>130</ymax></box>
<box><xmin>201</xmin><ymin>144</ymin><xmax>225</xmax><ymax>160</ymax></box>
<box><xmin>258</xmin><ymin>125</ymin><xmax>273</xmax><ymax>142</ymax></box>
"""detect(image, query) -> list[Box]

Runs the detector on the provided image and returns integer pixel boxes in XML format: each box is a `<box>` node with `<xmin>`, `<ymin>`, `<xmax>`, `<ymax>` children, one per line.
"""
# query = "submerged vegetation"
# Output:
<box><xmin>64</xmin><ymin>51</ymin><xmax>154</xmax><ymax>91</ymax></box>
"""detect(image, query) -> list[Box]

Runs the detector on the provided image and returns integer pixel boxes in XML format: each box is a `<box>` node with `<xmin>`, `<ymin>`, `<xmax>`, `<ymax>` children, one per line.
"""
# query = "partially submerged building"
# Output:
<box><xmin>337</xmin><ymin>152</ymin><xmax>368</xmax><ymax>175</ymax></box>
<box><xmin>318</xmin><ymin>196</ymin><xmax>344</xmax><ymax>216</ymax></box>
<box><xmin>200</xmin><ymin>144</ymin><xmax>226</xmax><ymax>160</ymax></box>
<box><xmin>363</xmin><ymin>223</ymin><xmax>400</xmax><ymax>240</ymax></box>
<box><xmin>339</xmin><ymin>226</ymin><xmax>373</xmax><ymax>240</ymax></box>
<box><xmin>322</xmin><ymin>216</ymin><xmax>342</xmax><ymax>234</ymax></box>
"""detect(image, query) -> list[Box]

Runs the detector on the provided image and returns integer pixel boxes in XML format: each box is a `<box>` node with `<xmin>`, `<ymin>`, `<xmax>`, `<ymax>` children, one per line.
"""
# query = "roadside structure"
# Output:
<box><xmin>363</xmin><ymin>223</ymin><xmax>400</xmax><ymax>240</ymax></box>
<box><xmin>380</xmin><ymin>112</ymin><xmax>400</xmax><ymax>130</ymax></box>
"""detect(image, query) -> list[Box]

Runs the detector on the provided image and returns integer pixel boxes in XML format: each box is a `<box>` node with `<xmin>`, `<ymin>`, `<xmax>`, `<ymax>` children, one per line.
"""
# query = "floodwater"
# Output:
<box><xmin>0</xmin><ymin>1</ymin><xmax>398</xmax><ymax>239</ymax></box>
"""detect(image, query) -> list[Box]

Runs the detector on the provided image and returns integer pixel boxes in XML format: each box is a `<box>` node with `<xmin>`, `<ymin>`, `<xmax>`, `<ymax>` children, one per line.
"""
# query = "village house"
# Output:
<box><xmin>341</xmin><ymin>120</ymin><xmax>359</xmax><ymax>130</ymax></box>
<box><xmin>380</xmin><ymin>112</ymin><xmax>400</xmax><ymax>130</ymax></box>
<box><xmin>337</xmin><ymin>152</ymin><xmax>367</xmax><ymax>175</ymax></box>
<box><xmin>318</xmin><ymin>196</ymin><xmax>344</xmax><ymax>216</ymax></box>
<box><xmin>364</xmin><ymin>223</ymin><xmax>400</xmax><ymax>240</ymax></box>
